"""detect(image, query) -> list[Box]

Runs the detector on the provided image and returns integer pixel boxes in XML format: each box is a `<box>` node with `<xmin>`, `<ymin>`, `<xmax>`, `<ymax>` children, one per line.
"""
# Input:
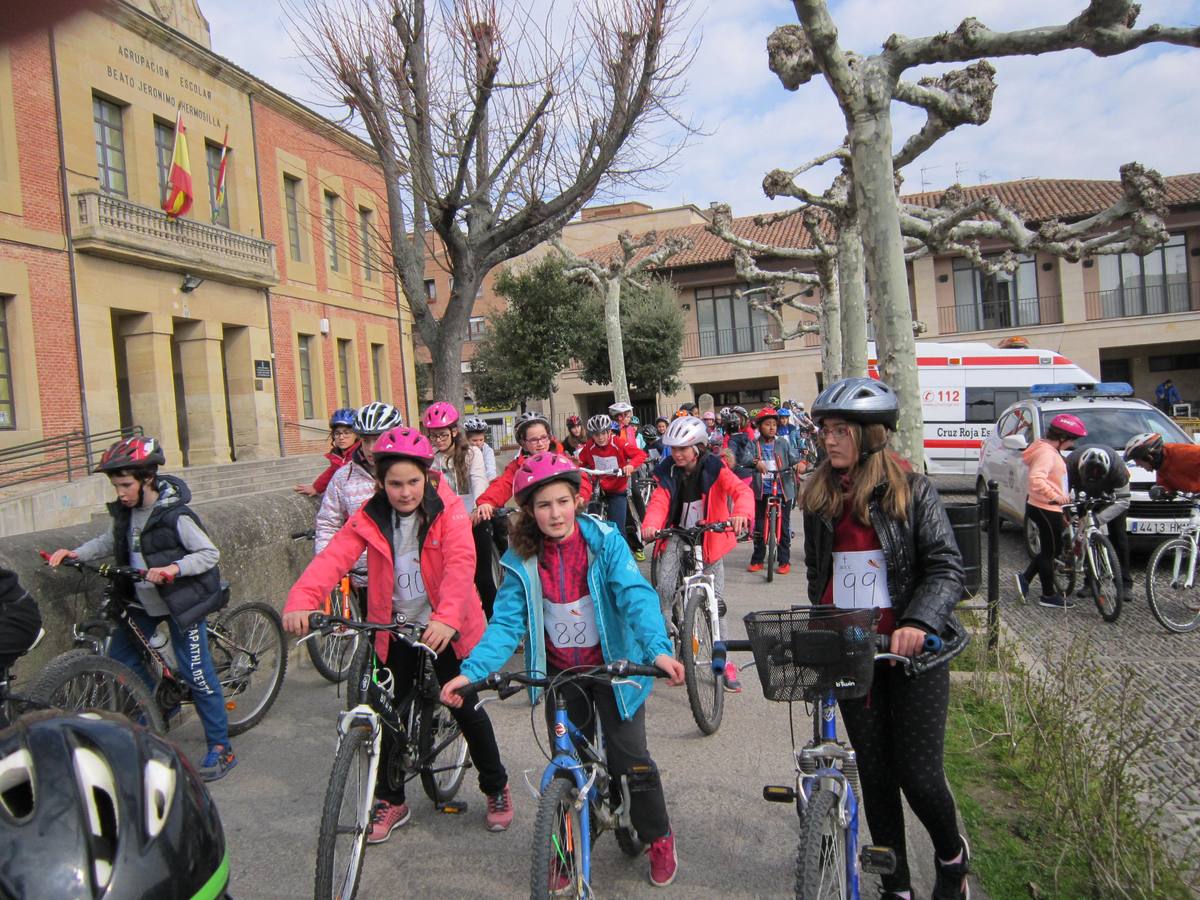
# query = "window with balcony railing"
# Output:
<box><xmin>206</xmin><ymin>142</ymin><xmax>230</xmax><ymax>228</ymax></box>
<box><xmin>947</xmin><ymin>253</ymin><xmax>1048</xmax><ymax>333</ymax></box>
<box><xmin>154</xmin><ymin>119</ymin><xmax>173</xmax><ymax>207</ymax></box>
<box><xmin>694</xmin><ymin>284</ymin><xmax>773</xmax><ymax>356</ymax></box>
<box><xmin>1091</xmin><ymin>233</ymin><xmax>1190</xmax><ymax>319</ymax></box>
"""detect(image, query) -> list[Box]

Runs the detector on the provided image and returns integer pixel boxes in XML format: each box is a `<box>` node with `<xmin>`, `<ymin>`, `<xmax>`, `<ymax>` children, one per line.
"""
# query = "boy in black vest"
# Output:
<box><xmin>48</xmin><ymin>436</ymin><xmax>234</xmax><ymax>781</ymax></box>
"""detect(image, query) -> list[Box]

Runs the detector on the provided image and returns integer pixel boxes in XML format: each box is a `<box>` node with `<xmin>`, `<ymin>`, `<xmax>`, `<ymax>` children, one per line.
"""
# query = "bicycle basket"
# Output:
<box><xmin>742</xmin><ymin>607</ymin><xmax>879</xmax><ymax>702</ymax></box>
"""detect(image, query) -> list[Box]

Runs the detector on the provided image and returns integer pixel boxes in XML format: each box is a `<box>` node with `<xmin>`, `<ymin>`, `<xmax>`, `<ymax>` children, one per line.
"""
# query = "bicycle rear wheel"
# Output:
<box><xmin>794</xmin><ymin>788</ymin><xmax>850</xmax><ymax>900</ymax></box>
<box><xmin>314</xmin><ymin>723</ymin><xmax>374</xmax><ymax>900</ymax></box>
<box><xmin>30</xmin><ymin>651</ymin><xmax>165</xmax><ymax>732</ymax></box>
<box><xmin>530</xmin><ymin>775</ymin><xmax>586</xmax><ymax>900</ymax></box>
<box><xmin>1146</xmin><ymin>537</ymin><xmax>1200</xmax><ymax>633</ymax></box>
<box><xmin>306</xmin><ymin>585</ymin><xmax>362</xmax><ymax>683</ymax></box>
<box><xmin>418</xmin><ymin>698</ymin><xmax>469</xmax><ymax>803</ymax></box>
<box><xmin>766</xmin><ymin>504</ymin><xmax>778</xmax><ymax>583</ymax></box>
<box><xmin>210</xmin><ymin>602</ymin><xmax>287</xmax><ymax>735</ymax></box>
<box><xmin>681</xmin><ymin>589</ymin><xmax>723</xmax><ymax>735</ymax></box>
<box><xmin>1086</xmin><ymin>532</ymin><xmax>1123</xmax><ymax>623</ymax></box>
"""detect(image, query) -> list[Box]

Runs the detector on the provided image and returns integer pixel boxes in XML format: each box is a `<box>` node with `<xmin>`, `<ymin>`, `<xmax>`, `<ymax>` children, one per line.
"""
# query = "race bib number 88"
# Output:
<box><xmin>832</xmin><ymin>549</ymin><xmax>892</xmax><ymax>609</ymax></box>
<box><xmin>543</xmin><ymin>595</ymin><xmax>601</xmax><ymax>649</ymax></box>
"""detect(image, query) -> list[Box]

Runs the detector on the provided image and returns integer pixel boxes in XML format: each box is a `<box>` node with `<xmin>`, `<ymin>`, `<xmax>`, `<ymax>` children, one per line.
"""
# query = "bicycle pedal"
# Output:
<box><xmin>436</xmin><ymin>801</ymin><xmax>468</xmax><ymax>814</ymax></box>
<box><xmin>859</xmin><ymin>845</ymin><xmax>897</xmax><ymax>875</ymax></box>
<box><xmin>762</xmin><ymin>784</ymin><xmax>796</xmax><ymax>803</ymax></box>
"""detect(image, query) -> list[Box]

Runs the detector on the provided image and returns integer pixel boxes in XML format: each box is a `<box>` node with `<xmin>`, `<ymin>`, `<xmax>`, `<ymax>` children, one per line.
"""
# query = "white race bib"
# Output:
<box><xmin>543</xmin><ymin>595</ymin><xmax>601</xmax><ymax>649</ymax></box>
<box><xmin>591</xmin><ymin>455</ymin><xmax>620</xmax><ymax>473</ymax></box>
<box><xmin>832</xmin><ymin>549</ymin><xmax>892</xmax><ymax>609</ymax></box>
<box><xmin>763</xmin><ymin>457</ymin><xmax>778</xmax><ymax>473</ymax></box>
<box><xmin>680</xmin><ymin>499</ymin><xmax>703</xmax><ymax>528</ymax></box>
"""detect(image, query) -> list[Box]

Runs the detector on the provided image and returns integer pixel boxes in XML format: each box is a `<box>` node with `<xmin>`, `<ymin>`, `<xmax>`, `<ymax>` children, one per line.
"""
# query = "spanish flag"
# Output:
<box><xmin>162</xmin><ymin>109</ymin><xmax>193</xmax><ymax>218</ymax></box>
<box><xmin>211</xmin><ymin>125</ymin><xmax>229</xmax><ymax>223</ymax></box>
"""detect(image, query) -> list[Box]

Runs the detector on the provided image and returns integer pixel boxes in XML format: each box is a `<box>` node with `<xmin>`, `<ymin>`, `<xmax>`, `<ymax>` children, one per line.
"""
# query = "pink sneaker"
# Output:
<box><xmin>367</xmin><ymin>800</ymin><xmax>410</xmax><ymax>844</ymax></box>
<box><xmin>723</xmin><ymin>661</ymin><xmax>743</xmax><ymax>693</ymax></box>
<box><xmin>485</xmin><ymin>784</ymin><xmax>514</xmax><ymax>831</ymax></box>
<box><xmin>648</xmin><ymin>832</ymin><xmax>678</xmax><ymax>887</ymax></box>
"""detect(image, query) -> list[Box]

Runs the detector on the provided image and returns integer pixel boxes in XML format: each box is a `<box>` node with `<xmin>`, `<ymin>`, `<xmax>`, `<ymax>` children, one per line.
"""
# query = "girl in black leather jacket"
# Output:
<box><xmin>801</xmin><ymin>377</ymin><xmax>970</xmax><ymax>900</ymax></box>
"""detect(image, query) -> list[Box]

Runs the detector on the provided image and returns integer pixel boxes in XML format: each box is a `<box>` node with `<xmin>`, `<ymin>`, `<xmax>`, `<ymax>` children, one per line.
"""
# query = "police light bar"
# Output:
<box><xmin>1029</xmin><ymin>382</ymin><xmax>1133</xmax><ymax>400</ymax></box>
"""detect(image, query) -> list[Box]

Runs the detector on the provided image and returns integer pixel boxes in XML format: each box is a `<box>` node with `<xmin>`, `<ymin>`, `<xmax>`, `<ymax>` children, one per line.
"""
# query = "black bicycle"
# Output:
<box><xmin>306</xmin><ymin>612</ymin><xmax>469</xmax><ymax>900</ymax></box>
<box><xmin>0</xmin><ymin>628</ymin><xmax>47</xmax><ymax>728</ymax></box>
<box><xmin>34</xmin><ymin>554</ymin><xmax>287</xmax><ymax>735</ymax></box>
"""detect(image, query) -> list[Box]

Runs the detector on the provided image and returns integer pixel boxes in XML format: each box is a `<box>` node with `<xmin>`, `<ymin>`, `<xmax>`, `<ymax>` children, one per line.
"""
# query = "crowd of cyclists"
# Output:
<box><xmin>7</xmin><ymin>376</ymin><xmax>1200</xmax><ymax>899</ymax></box>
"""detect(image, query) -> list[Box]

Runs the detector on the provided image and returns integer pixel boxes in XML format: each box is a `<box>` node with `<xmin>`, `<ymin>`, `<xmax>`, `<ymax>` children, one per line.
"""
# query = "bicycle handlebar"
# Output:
<box><xmin>1149</xmin><ymin>486</ymin><xmax>1198</xmax><ymax>502</ymax></box>
<box><xmin>651</xmin><ymin>522</ymin><xmax>731</xmax><ymax>541</ymax></box>
<box><xmin>458</xmin><ymin>660</ymin><xmax>668</xmax><ymax>701</ymax></box>
<box><xmin>304</xmin><ymin>612</ymin><xmax>438</xmax><ymax>658</ymax></box>
<box><xmin>720</xmin><ymin>631</ymin><xmax>943</xmax><ymax>668</ymax></box>
<box><xmin>291</xmin><ymin>529</ymin><xmax>316</xmax><ymax>540</ymax></box>
<box><xmin>38</xmin><ymin>551</ymin><xmax>171</xmax><ymax>583</ymax></box>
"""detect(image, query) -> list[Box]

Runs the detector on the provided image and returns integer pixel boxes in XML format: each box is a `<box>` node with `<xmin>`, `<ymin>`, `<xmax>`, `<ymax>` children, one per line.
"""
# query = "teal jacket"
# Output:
<box><xmin>459</xmin><ymin>513</ymin><xmax>673</xmax><ymax>719</ymax></box>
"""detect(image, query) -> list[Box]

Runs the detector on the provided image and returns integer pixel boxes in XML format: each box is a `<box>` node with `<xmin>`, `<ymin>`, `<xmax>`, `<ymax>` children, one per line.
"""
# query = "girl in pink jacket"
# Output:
<box><xmin>1016</xmin><ymin>414</ymin><xmax>1087</xmax><ymax>609</ymax></box>
<box><xmin>283</xmin><ymin>427</ymin><xmax>512</xmax><ymax>841</ymax></box>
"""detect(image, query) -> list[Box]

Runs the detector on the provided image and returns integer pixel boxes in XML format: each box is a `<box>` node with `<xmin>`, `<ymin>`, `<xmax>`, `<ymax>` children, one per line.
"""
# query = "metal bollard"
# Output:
<box><xmin>987</xmin><ymin>479</ymin><xmax>1000</xmax><ymax>650</ymax></box>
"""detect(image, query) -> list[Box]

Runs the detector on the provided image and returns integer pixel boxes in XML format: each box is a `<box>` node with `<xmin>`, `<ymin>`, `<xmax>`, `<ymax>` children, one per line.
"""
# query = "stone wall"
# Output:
<box><xmin>1</xmin><ymin>489</ymin><xmax>322</xmax><ymax>683</ymax></box>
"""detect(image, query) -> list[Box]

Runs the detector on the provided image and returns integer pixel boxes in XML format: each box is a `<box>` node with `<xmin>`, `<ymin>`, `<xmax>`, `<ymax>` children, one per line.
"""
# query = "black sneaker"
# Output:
<box><xmin>932</xmin><ymin>834</ymin><xmax>971</xmax><ymax>900</ymax></box>
<box><xmin>1038</xmin><ymin>594</ymin><xmax>1074</xmax><ymax>609</ymax></box>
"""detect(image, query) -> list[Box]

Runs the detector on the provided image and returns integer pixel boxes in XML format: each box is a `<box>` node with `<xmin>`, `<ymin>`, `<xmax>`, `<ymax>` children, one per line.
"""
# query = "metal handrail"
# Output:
<box><xmin>0</xmin><ymin>426</ymin><xmax>143</xmax><ymax>490</ymax></box>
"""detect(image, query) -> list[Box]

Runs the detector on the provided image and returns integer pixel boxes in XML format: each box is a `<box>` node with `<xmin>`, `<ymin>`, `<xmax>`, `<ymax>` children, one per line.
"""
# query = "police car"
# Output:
<box><xmin>976</xmin><ymin>382</ymin><xmax>1195</xmax><ymax>553</ymax></box>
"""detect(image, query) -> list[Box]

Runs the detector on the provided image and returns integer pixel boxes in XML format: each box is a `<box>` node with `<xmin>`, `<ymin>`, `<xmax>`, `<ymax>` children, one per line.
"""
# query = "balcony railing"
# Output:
<box><xmin>73</xmin><ymin>190</ymin><xmax>278</xmax><ymax>288</ymax></box>
<box><xmin>937</xmin><ymin>296</ymin><xmax>1062</xmax><ymax>335</ymax></box>
<box><xmin>1085</xmin><ymin>281</ymin><xmax>1197</xmax><ymax>321</ymax></box>
<box><xmin>684</xmin><ymin>324</ymin><xmax>786</xmax><ymax>359</ymax></box>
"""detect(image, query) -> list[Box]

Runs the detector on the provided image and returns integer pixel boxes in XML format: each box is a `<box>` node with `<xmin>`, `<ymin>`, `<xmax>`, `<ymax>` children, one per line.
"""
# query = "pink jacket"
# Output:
<box><xmin>1023</xmin><ymin>439</ymin><xmax>1070</xmax><ymax>511</ymax></box>
<box><xmin>285</xmin><ymin>474</ymin><xmax>485</xmax><ymax>660</ymax></box>
<box><xmin>642</xmin><ymin>452</ymin><xmax>754</xmax><ymax>564</ymax></box>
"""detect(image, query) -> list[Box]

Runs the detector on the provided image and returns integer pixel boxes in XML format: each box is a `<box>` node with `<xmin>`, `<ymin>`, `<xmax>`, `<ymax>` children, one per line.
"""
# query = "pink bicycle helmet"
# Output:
<box><xmin>512</xmin><ymin>451</ymin><xmax>582</xmax><ymax>505</ymax></box>
<box><xmin>1048</xmin><ymin>413</ymin><xmax>1087</xmax><ymax>439</ymax></box>
<box><xmin>422</xmin><ymin>401</ymin><xmax>459</xmax><ymax>430</ymax></box>
<box><xmin>372</xmin><ymin>426</ymin><xmax>434</xmax><ymax>465</ymax></box>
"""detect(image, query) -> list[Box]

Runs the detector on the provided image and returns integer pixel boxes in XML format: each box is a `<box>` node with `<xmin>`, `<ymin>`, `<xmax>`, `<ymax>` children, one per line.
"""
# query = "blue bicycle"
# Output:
<box><xmin>725</xmin><ymin>607</ymin><xmax>943</xmax><ymax>899</ymax></box>
<box><xmin>463</xmin><ymin>661</ymin><xmax>667</xmax><ymax>898</ymax></box>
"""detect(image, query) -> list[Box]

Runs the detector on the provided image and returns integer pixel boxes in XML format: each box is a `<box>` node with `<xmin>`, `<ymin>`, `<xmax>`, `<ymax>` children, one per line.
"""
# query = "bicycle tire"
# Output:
<box><xmin>766</xmin><ymin>504</ymin><xmax>778</xmax><ymax>583</ymax></box>
<box><xmin>1146</xmin><ymin>537</ymin><xmax>1200</xmax><ymax>633</ymax></box>
<box><xmin>210</xmin><ymin>602</ymin><xmax>287</xmax><ymax>735</ymax></box>
<box><xmin>345</xmin><ymin>638</ymin><xmax>374</xmax><ymax>710</ymax></box>
<box><xmin>794</xmin><ymin>788</ymin><xmax>851</xmax><ymax>900</ymax></box>
<box><xmin>681</xmin><ymin>589</ymin><xmax>723</xmax><ymax>736</ymax></box>
<box><xmin>418</xmin><ymin>698</ymin><xmax>469</xmax><ymax>803</ymax></box>
<box><xmin>1086</xmin><ymin>532</ymin><xmax>1123</xmax><ymax>623</ymax></box>
<box><xmin>313</xmin><ymin>724</ymin><xmax>374</xmax><ymax>900</ymax></box>
<box><xmin>306</xmin><ymin>586</ymin><xmax>362</xmax><ymax>683</ymax></box>
<box><xmin>530</xmin><ymin>775</ymin><xmax>586</xmax><ymax>900</ymax></box>
<box><xmin>30</xmin><ymin>651</ymin><xmax>165</xmax><ymax>733</ymax></box>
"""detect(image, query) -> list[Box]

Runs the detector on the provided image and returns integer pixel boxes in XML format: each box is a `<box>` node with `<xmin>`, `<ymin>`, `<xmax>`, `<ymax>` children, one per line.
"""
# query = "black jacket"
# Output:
<box><xmin>803</xmin><ymin>472</ymin><xmax>968</xmax><ymax>670</ymax></box>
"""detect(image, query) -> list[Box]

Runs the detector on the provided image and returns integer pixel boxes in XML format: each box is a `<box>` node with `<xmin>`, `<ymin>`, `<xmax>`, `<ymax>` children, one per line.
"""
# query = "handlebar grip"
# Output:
<box><xmin>291</xmin><ymin>530</ymin><xmax>314</xmax><ymax>539</ymax></box>
<box><xmin>308</xmin><ymin>612</ymin><xmax>329</xmax><ymax>630</ymax></box>
<box><xmin>874</xmin><ymin>633</ymin><xmax>943</xmax><ymax>653</ymax></box>
<box><xmin>722</xmin><ymin>639</ymin><xmax>753</xmax><ymax>652</ymax></box>
<box><xmin>497</xmin><ymin>683</ymin><xmax>524</xmax><ymax>701</ymax></box>
<box><xmin>607</xmin><ymin>661</ymin><xmax>665</xmax><ymax>678</ymax></box>
<box><xmin>38</xmin><ymin>549</ymin><xmax>51</xmax><ymax>561</ymax></box>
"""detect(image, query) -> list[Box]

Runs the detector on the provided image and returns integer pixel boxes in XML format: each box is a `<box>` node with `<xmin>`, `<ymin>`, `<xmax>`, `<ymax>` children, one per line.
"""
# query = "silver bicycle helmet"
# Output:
<box><xmin>662</xmin><ymin>416</ymin><xmax>709</xmax><ymax>449</ymax></box>
<box><xmin>463</xmin><ymin>415</ymin><xmax>489</xmax><ymax>434</ymax></box>
<box><xmin>810</xmin><ymin>377</ymin><xmax>899</xmax><ymax>430</ymax></box>
<box><xmin>608</xmin><ymin>401</ymin><xmax>633</xmax><ymax>415</ymax></box>
<box><xmin>1077</xmin><ymin>445</ymin><xmax>1112</xmax><ymax>481</ymax></box>
<box><xmin>0</xmin><ymin>710</ymin><xmax>227</xmax><ymax>900</ymax></box>
<box><xmin>514</xmin><ymin>410</ymin><xmax>550</xmax><ymax>442</ymax></box>
<box><xmin>587</xmin><ymin>414</ymin><xmax>613</xmax><ymax>434</ymax></box>
<box><xmin>354</xmin><ymin>401</ymin><xmax>404</xmax><ymax>435</ymax></box>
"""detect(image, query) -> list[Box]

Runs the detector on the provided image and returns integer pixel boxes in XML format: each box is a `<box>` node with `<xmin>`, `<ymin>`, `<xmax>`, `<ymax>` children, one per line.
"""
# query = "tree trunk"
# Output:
<box><xmin>848</xmin><ymin>105</ymin><xmax>923</xmax><ymax>466</ymax></box>
<box><xmin>818</xmin><ymin>264</ymin><xmax>842</xmax><ymax>384</ymax></box>
<box><xmin>837</xmin><ymin>221</ymin><xmax>869</xmax><ymax>378</ymax></box>
<box><xmin>604</xmin><ymin>279</ymin><xmax>630</xmax><ymax>404</ymax></box>
<box><xmin>424</xmin><ymin>273</ymin><xmax>482</xmax><ymax>409</ymax></box>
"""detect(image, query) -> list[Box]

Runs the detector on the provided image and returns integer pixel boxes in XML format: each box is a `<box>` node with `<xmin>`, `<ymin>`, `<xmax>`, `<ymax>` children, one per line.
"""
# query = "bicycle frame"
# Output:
<box><xmin>676</xmin><ymin>537</ymin><xmax>724</xmax><ymax>675</ymax></box>
<box><xmin>74</xmin><ymin>588</ymin><xmax>185</xmax><ymax>699</ymax></box>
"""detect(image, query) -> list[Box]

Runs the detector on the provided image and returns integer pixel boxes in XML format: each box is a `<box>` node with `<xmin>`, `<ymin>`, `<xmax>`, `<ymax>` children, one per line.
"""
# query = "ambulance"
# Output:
<box><xmin>866</xmin><ymin>337</ymin><xmax>1096</xmax><ymax>475</ymax></box>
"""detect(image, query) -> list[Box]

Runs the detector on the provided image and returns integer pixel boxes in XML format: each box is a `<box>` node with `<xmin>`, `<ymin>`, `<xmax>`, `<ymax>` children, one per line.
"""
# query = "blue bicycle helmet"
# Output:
<box><xmin>329</xmin><ymin>408</ymin><xmax>356</xmax><ymax>429</ymax></box>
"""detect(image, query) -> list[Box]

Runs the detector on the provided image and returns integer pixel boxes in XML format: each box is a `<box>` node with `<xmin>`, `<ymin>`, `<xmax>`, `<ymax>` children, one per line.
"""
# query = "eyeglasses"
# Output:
<box><xmin>524</xmin><ymin>434</ymin><xmax>551</xmax><ymax>446</ymax></box>
<box><xmin>820</xmin><ymin>424</ymin><xmax>854</xmax><ymax>441</ymax></box>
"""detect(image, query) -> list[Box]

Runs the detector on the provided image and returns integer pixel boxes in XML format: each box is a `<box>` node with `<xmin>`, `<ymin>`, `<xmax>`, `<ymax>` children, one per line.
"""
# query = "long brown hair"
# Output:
<box><xmin>435</xmin><ymin>428</ymin><xmax>472</xmax><ymax>491</ymax></box>
<box><xmin>801</xmin><ymin>423</ymin><xmax>911</xmax><ymax>525</ymax></box>
<box><xmin>507</xmin><ymin>481</ymin><xmax>581</xmax><ymax>559</ymax></box>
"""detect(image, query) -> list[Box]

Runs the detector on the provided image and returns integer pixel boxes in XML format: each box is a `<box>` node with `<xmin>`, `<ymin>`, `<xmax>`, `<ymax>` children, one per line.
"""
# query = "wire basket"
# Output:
<box><xmin>743</xmin><ymin>607</ymin><xmax>880</xmax><ymax>702</ymax></box>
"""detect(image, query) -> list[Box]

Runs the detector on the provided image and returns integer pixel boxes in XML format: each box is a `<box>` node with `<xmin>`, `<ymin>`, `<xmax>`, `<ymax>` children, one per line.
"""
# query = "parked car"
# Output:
<box><xmin>977</xmin><ymin>382</ymin><xmax>1196</xmax><ymax>554</ymax></box>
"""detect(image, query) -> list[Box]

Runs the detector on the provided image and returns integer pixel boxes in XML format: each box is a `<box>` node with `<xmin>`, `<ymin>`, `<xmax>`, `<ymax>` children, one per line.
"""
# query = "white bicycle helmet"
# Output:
<box><xmin>514</xmin><ymin>410</ymin><xmax>550</xmax><ymax>442</ymax></box>
<box><xmin>608</xmin><ymin>401</ymin><xmax>633</xmax><ymax>415</ymax></box>
<box><xmin>354</xmin><ymin>401</ymin><xmax>404</xmax><ymax>435</ymax></box>
<box><xmin>662</xmin><ymin>415</ymin><xmax>709</xmax><ymax>448</ymax></box>
<box><xmin>587</xmin><ymin>414</ymin><xmax>612</xmax><ymax>434</ymax></box>
<box><xmin>1077</xmin><ymin>445</ymin><xmax>1112</xmax><ymax>481</ymax></box>
<box><xmin>463</xmin><ymin>415</ymin><xmax>489</xmax><ymax>434</ymax></box>
<box><xmin>1123</xmin><ymin>432</ymin><xmax>1164</xmax><ymax>463</ymax></box>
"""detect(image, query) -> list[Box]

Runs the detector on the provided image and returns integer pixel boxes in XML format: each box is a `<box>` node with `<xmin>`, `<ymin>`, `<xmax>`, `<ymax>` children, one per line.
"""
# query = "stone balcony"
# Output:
<box><xmin>72</xmin><ymin>190</ymin><xmax>278</xmax><ymax>288</ymax></box>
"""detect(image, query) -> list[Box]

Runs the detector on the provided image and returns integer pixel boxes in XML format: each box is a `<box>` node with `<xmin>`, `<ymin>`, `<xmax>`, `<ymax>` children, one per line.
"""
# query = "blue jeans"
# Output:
<box><xmin>109</xmin><ymin>610</ymin><xmax>230</xmax><ymax>749</ymax></box>
<box><xmin>751</xmin><ymin>495</ymin><xmax>792</xmax><ymax>566</ymax></box>
<box><xmin>605</xmin><ymin>491</ymin><xmax>628</xmax><ymax>537</ymax></box>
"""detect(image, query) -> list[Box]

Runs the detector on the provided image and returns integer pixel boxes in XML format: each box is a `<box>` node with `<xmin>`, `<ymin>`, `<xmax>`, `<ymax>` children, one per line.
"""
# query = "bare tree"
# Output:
<box><xmin>760</xmin><ymin>0</ymin><xmax>1200</xmax><ymax>462</ymax></box>
<box><xmin>553</xmin><ymin>230</ymin><xmax>692</xmax><ymax>404</ymax></box>
<box><xmin>290</xmin><ymin>0</ymin><xmax>695</xmax><ymax>406</ymax></box>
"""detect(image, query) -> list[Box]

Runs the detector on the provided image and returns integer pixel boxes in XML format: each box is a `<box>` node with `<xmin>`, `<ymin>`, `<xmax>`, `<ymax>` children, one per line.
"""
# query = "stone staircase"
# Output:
<box><xmin>168</xmin><ymin>454</ymin><xmax>327</xmax><ymax>506</ymax></box>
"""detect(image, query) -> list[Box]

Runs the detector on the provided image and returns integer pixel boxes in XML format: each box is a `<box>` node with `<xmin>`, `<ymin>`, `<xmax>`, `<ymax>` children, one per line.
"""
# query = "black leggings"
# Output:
<box><xmin>839</xmin><ymin>662</ymin><xmax>962</xmax><ymax>893</ymax></box>
<box><xmin>1021</xmin><ymin>503</ymin><xmax>1065</xmax><ymax>597</ymax></box>
<box><xmin>375</xmin><ymin>638</ymin><xmax>507</xmax><ymax>805</ymax></box>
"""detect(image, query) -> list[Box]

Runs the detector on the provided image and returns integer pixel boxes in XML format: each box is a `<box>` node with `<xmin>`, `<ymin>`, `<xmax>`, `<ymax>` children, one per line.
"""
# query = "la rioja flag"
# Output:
<box><xmin>162</xmin><ymin>109</ymin><xmax>193</xmax><ymax>218</ymax></box>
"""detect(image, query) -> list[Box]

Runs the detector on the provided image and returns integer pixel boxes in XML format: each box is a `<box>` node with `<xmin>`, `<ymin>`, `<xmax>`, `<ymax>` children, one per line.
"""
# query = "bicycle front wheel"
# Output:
<box><xmin>530</xmin><ymin>775</ymin><xmax>586</xmax><ymax>900</ymax></box>
<box><xmin>794</xmin><ymin>788</ymin><xmax>850</xmax><ymax>900</ymax></box>
<box><xmin>314</xmin><ymin>724</ymin><xmax>375</xmax><ymax>900</ymax></box>
<box><xmin>210</xmin><ymin>602</ymin><xmax>287</xmax><ymax>735</ymax></box>
<box><xmin>766</xmin><ymin>505</ymin><xmax>779</xmax><ymax>583</ymax></box>
<box><xmin>1146</xmin><ymin>537</ymin><xmax>1200</xmax><ymax>633</ymax></box>
<box><xmin>681</xmin><ymin>589</ymin><xmax>724</xmax><ymax>736</ymax></box>
<box><xmin>1086</xmin><ymin>532</ymin><xmax>1123</xmax><ymax>623</ymax></box>
<box><xmin>30</xmin><ymin>651</ymin><xmax>165</xmax><ymax>732</ymax></box>
<box><xmin>306</xmin><ymin>586</ymin><xmax>362</xmax><ymax>683</ymax></box>
<box><xmin>418</xmin><ymin>699</ymin><xmax>469</xmax><ymax>803</ymax></box>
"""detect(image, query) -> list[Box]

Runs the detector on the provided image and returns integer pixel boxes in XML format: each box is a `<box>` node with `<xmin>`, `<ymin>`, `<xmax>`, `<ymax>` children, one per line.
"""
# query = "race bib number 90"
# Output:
<box><xmin>832</xmin><ymin>549</ymin><xmax>892</xmax><ymax>609</ymax></box>
<box><xmin>543</xmin><ymin>595</ymin><xmax>601</xmax><ymax>649</ymax></box>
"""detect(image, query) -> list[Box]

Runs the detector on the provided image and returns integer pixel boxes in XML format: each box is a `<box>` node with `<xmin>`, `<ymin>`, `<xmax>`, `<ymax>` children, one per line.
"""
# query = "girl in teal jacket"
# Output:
<box><xmin>443</xmin><ymin>451</ymin><xmax>685</xmax><ymax>888</ymax></box>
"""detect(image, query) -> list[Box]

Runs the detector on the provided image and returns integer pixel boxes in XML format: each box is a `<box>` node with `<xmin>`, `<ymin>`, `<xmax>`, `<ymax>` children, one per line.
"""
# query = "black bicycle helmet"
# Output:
<box><xmin>810</xmin><ymin>377</ymin><xmax>899</xmax><ymax>430</ymax></box>
<box><xmin>0</xmin><ymin>710</ymin><xmax>228</xmax><ymax>900</ymax></box>
<box><xmin>97</xmin><ymin>435</ymin><xmax>166</xmax><ymax>473</ymax></box>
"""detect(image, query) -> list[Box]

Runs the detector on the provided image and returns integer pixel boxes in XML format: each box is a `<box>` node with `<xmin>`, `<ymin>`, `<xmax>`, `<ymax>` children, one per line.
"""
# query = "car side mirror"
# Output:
<box><xmin>1001</xmin><ymin>434</ymin><xmax>1028</xmax><ymax>451</ymax></box>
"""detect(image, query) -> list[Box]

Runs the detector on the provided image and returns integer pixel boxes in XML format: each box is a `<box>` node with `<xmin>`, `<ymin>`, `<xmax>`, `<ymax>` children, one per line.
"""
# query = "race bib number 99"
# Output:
<box><xmin>832</xmin><ymin>549</ymin><xmax>892</xmax><ymax>609</ymax></box>
<box><xmin>543</xmin><ymin>595</ymin><xmax>601</xmax><ymax>649</ymax></box>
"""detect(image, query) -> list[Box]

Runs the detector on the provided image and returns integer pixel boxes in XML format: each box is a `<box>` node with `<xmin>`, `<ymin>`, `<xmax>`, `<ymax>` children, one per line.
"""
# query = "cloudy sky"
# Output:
<box><xmin>200</xmin><ymin>0</ymin><xmax>1200</xmax><ymax>218</ymax></box>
